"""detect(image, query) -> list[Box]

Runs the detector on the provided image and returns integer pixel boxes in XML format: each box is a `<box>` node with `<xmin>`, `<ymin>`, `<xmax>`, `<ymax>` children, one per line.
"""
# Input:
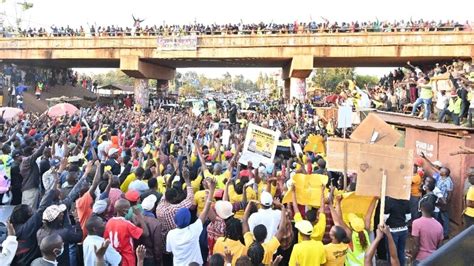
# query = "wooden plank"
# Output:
<box><xmin>356</xmin><ymin>144</ymin><xmax>413</xmax><ymax>200</ymax></box>
<box><xmin>326</xmin><ymin>138</ymin><xmax>362</xmax><ymax>172</ymax></box>
<box><xmin>350</xmin><ymin>113</ymin><xmax>402</xmax><ymax>146</ymax></box>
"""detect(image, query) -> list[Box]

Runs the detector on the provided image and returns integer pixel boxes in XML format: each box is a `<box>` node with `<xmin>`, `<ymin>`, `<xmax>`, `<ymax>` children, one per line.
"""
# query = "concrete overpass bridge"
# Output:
<box><xmin>0</xmin><ymin>31</ymin><xmax>473</xmax><ymax>100</ymax></box>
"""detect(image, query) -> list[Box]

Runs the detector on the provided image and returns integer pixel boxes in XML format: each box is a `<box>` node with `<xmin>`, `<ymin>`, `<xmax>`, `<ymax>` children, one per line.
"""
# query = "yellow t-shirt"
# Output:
<box><xmin>156</xmin><ymin>176</ymin><xmax>166</xmax><ymax>194</ymax></box>
<box><xmin>120</xmin><ymin>173</ymin><xmax>136</xmax><ymax>192</ymax></box>
<box><xmin>214</xmin><ymin>237</ymin><xmax>247</xmax><ymax>265</ymax></box>
<box><xmin>191</xmin><ymin>174</ymin><xmax>203</xmax><ymax>193</ymax></box>
<box><xmin>193</xmin><ymin>190</ymin><xmax>208</xmax><ymax>215</ymax></box>
<box><xmin>289</xmin><ymin>239</ymin><xmax>326</xmax><ymax>266</ymax></box>
<box><xmin>204</xmin><ymin>169</ymin><xmax>230</xmax><ymax>189</ymax></box>
<box><xmin>411</xmin><ymin>174</ymin><xmax>422</xmax><ymax>197</ymax></box>
<box><xmin>324</xmin><ymin>243</ymin><xmax>349</xmax><ymax>266</ymax></box>
<box><xmin>229</xmin><ymin>186</ymin><xmax>257</xmax><ymax>219</ymax></box>
<box><xmin>294</xmin><ymin>212</ymin><xmax>326</xmax><ymax>242</ymax></box>
<box><xmin>465</xmin><ymin>186</ymin><xmax>474</xmax><ymax>217</ymax></box>
<box><xmin>244</xmin><ymin>232</ymin><xmax>280</xmax><ymax>265</ymax></box>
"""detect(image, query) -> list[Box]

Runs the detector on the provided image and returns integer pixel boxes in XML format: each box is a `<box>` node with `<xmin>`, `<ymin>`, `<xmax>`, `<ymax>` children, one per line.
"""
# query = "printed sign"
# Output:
<box><xmin>337</xmin><ymin>106</ymin><xmax>352</xmax><ymax>128</ymax></box>
<box><xmin>157</xmin><ymin>36</ymin><xmax>198</xmax><ymax>51</ymax></box>
<box><xmin>208</xmin><ymin>101</ymin><xmax>217</xmax><ymax>115</ymax></box>
<box><xmin>239</xmin><ymin>123</ymin><xmax>280</xmax><ymax>167</ymax></box>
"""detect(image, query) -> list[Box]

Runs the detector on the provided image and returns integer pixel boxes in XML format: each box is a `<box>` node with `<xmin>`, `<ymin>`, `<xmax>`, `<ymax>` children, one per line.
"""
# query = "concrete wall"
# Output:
<box><xmin>0</xmin><ymin>32</ymin><xmax>472</xmax><ymax>68</ymax></box>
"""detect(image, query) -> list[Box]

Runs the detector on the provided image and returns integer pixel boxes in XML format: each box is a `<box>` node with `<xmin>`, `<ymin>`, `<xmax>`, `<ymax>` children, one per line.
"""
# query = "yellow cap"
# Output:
<box><xmin>348</xmin><ymin>213</ymin><xmax>365</xmax><ymax>232</ymax></box>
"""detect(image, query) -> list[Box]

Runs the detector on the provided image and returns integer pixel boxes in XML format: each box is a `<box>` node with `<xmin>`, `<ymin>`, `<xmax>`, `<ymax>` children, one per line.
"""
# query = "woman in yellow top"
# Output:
<box><xmin>323</xmin><ymin>226</ymin><xmax>350</xmax><ymax>266</ymax></box>
<box><xmin>329</xmin><ymin>192</ymin><xmax>377</xmax><ymax>266</ymax></box>
<box><xmin>464</xmin><ymin>169</ymin><xmax>474</xmax><ymax>229</ymax></box>
<box><xmin>213</xmin><ymin>217</ymin><xmax>247</xmax><ymax>265</ymax></box>
<box><xmin>242</xmin><ymin>202</ymin><xmax>287</xmax><ymax>265</ymax></box>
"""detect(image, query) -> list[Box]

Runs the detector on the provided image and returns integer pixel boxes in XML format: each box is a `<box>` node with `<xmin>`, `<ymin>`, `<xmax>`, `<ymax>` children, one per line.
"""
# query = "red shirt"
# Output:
<box><xmin>104</xmin><ymin>217</ymin><xmax>143</xmax><ymax>266</ymax></box>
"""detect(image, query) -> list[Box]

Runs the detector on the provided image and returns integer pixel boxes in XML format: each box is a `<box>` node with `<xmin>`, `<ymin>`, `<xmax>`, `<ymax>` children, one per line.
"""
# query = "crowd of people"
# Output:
<box><xmin>0</xmin><ymin>65</ymin><xmax>98</xmax><ymax>108</ymax></box>
<box><xmin>320</xmin><ymin>59</ymin><xmax>474</xmax><ymax>126</ymax></box>
<box><xmin>0</xmin><ymin>95</ymin><xmax>471</xmax><ymax>266</ymax></box>
<box><xmin>1</xmin><ymin>19</ymin><xmax>473</xmax><ymax>38</ymax></box>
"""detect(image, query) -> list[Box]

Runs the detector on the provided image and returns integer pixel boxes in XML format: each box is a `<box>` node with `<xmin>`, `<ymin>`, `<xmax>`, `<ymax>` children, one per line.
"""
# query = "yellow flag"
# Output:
<box><xmin>282</xmin><ymin>174</ymin><xmax>328</xmax><ymax>207</ymax></box>
<box><xmin>340</xmin><ymin>192</ymin><xmax>377</xmax><ymax>230</ymax></box>
<box><xmin>303</xmin><ymin>134</ymin><xmax>326</xmax><ymax>154</ymax></box>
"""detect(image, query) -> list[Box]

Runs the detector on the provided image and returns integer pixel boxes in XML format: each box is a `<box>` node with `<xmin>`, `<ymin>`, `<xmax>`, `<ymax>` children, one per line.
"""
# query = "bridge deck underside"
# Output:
<box><xmin>2</xmin><ymin>56</ymin><xmax>463</xmax><ymax>69</ymax></box>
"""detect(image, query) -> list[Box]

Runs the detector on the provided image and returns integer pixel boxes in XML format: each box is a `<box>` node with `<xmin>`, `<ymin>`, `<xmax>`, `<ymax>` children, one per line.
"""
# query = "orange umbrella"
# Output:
<box><xmin>47</xmin><ymin>103</ymin><xmax>79</xmax><ymax>118</ymax></box>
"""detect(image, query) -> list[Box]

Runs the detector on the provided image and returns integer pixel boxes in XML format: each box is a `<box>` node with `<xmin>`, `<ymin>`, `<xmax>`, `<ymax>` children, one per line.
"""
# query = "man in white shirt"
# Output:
<box><xmin>166</xmin><ymin>178</ymin><xmax>216</xmax><ymax>266</ymax></box>
<box><xmin>0</xmin><ymin>222</ymin><xmax>18</xmax><ymax>266</ymax></box>
<box><xmin>97</xmin><ymin>136</ymin><xmax>111</xmax><ymax>162</ymax></box>
<box><xmin>248</xmin><ymin>191</ymin><xmax>281</xmax><ymax>243</ymax></box>
<box><xmin>435</xmin><ymin>89</ymin><xmax>449</xmax><ymax>118</ymax></box>
<box><xmin>83</xmin><ymin>216</ymin><xmax>121</xmax><ymax>266</ymax></box>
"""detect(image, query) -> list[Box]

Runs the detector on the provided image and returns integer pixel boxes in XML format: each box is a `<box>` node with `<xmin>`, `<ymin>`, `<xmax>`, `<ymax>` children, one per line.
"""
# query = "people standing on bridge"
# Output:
<box><xmin>438</xmin><ymin>91</ymin><xmax>462</xmax><ymax>125</ymax></box>
<box><xmin>410</xmin><ymin>77</ymin><xmax>433</xmax><ymax>121</ymax></box>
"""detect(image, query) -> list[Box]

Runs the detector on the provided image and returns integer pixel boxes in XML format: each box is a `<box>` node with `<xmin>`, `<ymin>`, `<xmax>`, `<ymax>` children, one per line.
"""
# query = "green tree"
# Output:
<box><xmin>310</xmin><ymin>68</ymin><xmax>377</xmax><ymax>92</ymax></box>
<box><xmin>355</xmin><ymin>74</ymin><xmax>379</xmax><ymax>88</ymax></box>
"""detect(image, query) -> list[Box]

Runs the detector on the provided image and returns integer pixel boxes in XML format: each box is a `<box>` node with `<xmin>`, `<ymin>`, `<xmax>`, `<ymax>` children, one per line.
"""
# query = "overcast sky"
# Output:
<box><xmin>2</xmin><ymin>0</ymin><xmax>473</xmax><ymax>79</ymax></box>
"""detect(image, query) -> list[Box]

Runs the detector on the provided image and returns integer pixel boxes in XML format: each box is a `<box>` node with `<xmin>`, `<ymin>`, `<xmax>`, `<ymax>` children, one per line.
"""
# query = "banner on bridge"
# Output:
<box><xmin>157</xmin><ymin>36</ymin><xmax>198</xmax><ymax>51</ymax></box>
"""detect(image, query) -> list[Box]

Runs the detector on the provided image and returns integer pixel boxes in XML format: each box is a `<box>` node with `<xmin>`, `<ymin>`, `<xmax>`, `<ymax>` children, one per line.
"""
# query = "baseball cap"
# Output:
<box><xmin>433</xmin><ymin>161</ymin><xmax>443</xmax><ymax>168</ymax></box>
<box><xmin>260</xmin><ymin>191</ymin><xmax>273</xmax><ymax>207</ymax></box>
<box><xmin>43</xmin><ymin>204</ymin><xmax>67</xmax><ymax>222</ymax></box>
<box><xmin>348</xmin><ymin>213</ymin><xmax>365</xmax><ymax>232</ymax></box>
<box><xmin>215</xmin><ymin>200</ymin><xmax>234</xmax><ymax>219</ymax></box>
<box><xmin>50</xmin><ymin>158</ymin><xmax>61</xmax><ymax>168</ymax></box>
<box><xmin>125</xmin><ymin>190</ymin><xmax>140</xmax><ymax>203</ymax></box>
<box><xmin>224</xmin><ymin>150</ymin><xmax>233</xmax><ymax>159</ymax></box>
<box><xmin>142</xmin><ymin>194</ymin><xmax>158</xmax><ymax>211</ymax></box>
<box><xmin>295</xmin><ymin>220</ymin><xmax>313</xmax><ymax>235</ymax></box>
<box><xmin>92</xmin><ymin>200</ymin><xmax>108</xmax><ymax>214</ymax></box>
<box><xmin>12</xmin><ymin>150</ymin><xmax>22</xmax><ymax>158</ymax></box>
<box><xmin>68</xmin><ymin>155</ymin><xmax>81</xmax><ymax>163</ymax></box>
<box><xmin>414</xmin><ymin>158</ymin><xmax>423</xmax><ymax>167</ymax></box>
<box><xmin>108</xmin><ymin>148</ymin><xmax>119</xmax><ymax>156</ymax></box>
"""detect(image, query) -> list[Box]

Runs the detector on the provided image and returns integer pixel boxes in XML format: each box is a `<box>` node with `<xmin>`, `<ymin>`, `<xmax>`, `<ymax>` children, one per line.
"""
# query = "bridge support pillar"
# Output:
<box><xmin>282</xmin><ymin>55</ymin><xmax>313</xmax><ymax>100</ymax></box>
<box><xmin>120</xmin><ymin>55</ymin><xmax>175</xmax><ymax>80</ymax></box>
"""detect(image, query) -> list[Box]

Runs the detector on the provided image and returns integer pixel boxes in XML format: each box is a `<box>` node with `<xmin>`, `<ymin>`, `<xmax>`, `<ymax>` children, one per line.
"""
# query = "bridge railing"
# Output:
<box><xmin>1</xmin><ymin>26</ymin><xmax>472</xmax><ymax>39</ymax></box>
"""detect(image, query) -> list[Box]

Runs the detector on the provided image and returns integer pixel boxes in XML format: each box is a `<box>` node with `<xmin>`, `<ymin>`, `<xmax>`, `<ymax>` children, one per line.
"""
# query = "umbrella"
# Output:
<box><xmin>0</xmin><ymin>107</ymin><xmax>23</xmax><ymax>121</ymax></box>
<box><xmin>47</xmin><ymin>103</ymin><xmax>79</xmax><ymax>118</ymax></box>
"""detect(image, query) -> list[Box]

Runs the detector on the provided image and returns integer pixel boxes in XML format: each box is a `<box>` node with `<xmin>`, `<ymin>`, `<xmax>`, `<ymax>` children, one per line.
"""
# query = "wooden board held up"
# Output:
<box><xmin>356</xmin><ymin>144</ymin><xmax>413</xmax><ymax>200</ymax></box>
<box><xmin>350</xmin><ymin>113</ymin><xmax>401</xmax><ymax>146</ymax></box>
<box><xmin>326</xmin><ymin>138</ymin><xmax>362</xmax><ymax>172</ymax></box>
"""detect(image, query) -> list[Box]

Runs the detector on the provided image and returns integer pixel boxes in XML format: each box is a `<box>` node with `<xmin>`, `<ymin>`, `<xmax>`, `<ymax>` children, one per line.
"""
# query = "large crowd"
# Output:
<box><xmin>0</xmin><ymin>88</ymin><xmax>472</xmax><ymax>266</ymax></box>
<box><xmin>1</xmin><ymin>19</ymin><xmax>473</xmax><ymax>38</ymax></box>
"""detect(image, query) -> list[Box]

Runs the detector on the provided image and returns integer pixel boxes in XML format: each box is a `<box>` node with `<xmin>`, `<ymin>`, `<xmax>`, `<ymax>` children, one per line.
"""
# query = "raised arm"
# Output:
<box><xmin>291</xmin><ymin>185</ymin><xmax>300</xmax><ymax>216</ymax></box>
<box><xmin>275</xmin><ymin>205</ymin><xmax>288</xmax><ymax>242</ymax></box>
<box><xmin>242</xmin><ymin>201</ymin><xmax>255</xmax><ymax>234</ymax></box>
<box><xmin>383</xmin><ymin>224</ymin><xmax>400</xmax><ymax>266</ymax></box>
<box><xmin>88</xmin><ymin>161</ymin><xmax>102</xmax><ymax>198</ymax></box>
<box><xmin>199</xmin><ymin>178</ymin><xmax>216</xmax><ymax>223</ymax></box>
<box><xmin>364</xmin><ymin>225</ymin><xmax>384</xmax><ymax>266</ymax></box>
<box><xmin>365</xmin><ymin>197</ymin><xmax>378</xmax><ymax>230</ymax></box>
